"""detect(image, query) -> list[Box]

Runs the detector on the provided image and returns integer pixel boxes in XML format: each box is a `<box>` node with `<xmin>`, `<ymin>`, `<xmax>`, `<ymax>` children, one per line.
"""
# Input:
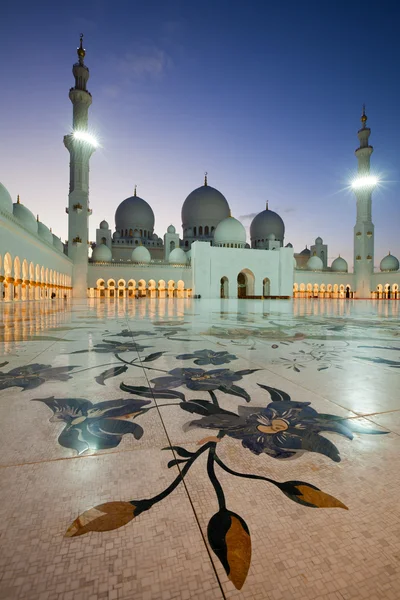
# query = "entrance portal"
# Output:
<box><xmin>237</xmin><ymin>269</ymin><xmax>255</xmax><ymax>298</ymax></box>
<box><xmin>220</xmin><ymin>277</ymin><xmax>229</xmax><ymax>298</ymax></box>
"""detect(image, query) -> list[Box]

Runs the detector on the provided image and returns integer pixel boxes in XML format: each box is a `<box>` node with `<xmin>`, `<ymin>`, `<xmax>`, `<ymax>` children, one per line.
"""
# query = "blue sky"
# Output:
<box><xmin>1</xmin><ymin>0</ymin><xmax>399</xmax><ymax>266</ymax></box>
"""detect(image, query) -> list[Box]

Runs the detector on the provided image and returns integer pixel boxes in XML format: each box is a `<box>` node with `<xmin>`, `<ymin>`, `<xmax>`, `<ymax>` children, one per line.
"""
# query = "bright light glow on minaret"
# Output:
<box><xmin>351</xmin><ymin>174</ymin><xmax>379</xmax><ymax>190</ymax></box>
<box><xmin>72</xmin><ymin>130</ymin><xmax>99</xmax><ymax>147</ymax></box>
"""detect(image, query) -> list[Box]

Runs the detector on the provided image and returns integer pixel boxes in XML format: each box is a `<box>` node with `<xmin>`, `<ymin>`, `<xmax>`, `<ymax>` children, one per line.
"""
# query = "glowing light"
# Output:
<box><xmin>351</xmin><ymin>175</ymin><xmax>379</xmax><ymax>189</ymax></box>
<box><xmin>73</xmin><ymin>131</ymin><xmax>99</xmax><ymax>147</ymax></box>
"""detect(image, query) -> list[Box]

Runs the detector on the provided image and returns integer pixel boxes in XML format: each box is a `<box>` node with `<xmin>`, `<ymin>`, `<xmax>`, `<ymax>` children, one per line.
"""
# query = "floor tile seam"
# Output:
<box><xmin>134</xmin><ymin>347</ymin><xmax>227</xmax><ymax>600</ymax></box>
<box><xmin>0</xmin><ymin>442</ymin><xmax>166</xmax><ymax>470</ymax></box>
<box><xmin>350</xmin><ymin>408</ymin><xmax>400</xmax><ymax>418</ymax></box>
<box><xmin>361</xmin><ymin>416</ymin><xmax>400</xmax><ymax>437</ymax></box>
<box><xmin>5</xmin><ymin>327</ymin><xmax>76</xmax><ymax>365</ymax></box>
<box><xmin>236</xmin><ymin>360</ymin><xmax>361</xmax><ymax>418</ymax></box>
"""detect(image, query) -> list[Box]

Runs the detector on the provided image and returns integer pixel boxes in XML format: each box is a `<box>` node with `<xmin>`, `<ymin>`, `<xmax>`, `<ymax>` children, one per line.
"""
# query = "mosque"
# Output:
<box><xmin>0</xmin><ymin>38</ymin><xmax>399</xmax><ymax>303</ymax></box>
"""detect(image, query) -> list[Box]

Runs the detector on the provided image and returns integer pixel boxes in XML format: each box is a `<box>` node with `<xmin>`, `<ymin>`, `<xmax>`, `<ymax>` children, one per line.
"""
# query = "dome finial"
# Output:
<box><xmin>17</xmin><ymin>194</ymin><xmax>20</xmax><ymax>204</ymax></box>
<box><xmin>228</xmin><ymin>209</ymin><xmax>232</xmax><ymax>217</ymax></box>
<box><xmin>361</xmin><ymin>104</ymin><xmax>367</xmax><ymax>127</ymax></box>
<box><xmin>37</xmin><ymin>214</ymin><xmax>39</xmax><ymax>222</ymax></box>
<box><xmin>266</xmin><ymin>200</ymin><xmax>269</xmax><ymax>210</ymax></box>
<box><xmin>77</xmin><ymin>33</ymin><xmax>86</xmax><ymax>62</ymax></box>
<box><xmin>134</xmin><ymin>184</ymin><xmax>137</xmax><ymax>197</ymax></box>
<box><xmin>204</xmin><ymin>172</ymin><xmax>208</xmax><ymax>186</ymax></box>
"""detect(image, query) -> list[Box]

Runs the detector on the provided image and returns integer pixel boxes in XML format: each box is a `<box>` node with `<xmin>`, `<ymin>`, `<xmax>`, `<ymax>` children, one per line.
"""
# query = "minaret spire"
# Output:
<box><xmin>353</xmin><ymin>107</ymin><xmax>375</xmax><ymax>298</ymax></box>
<box><xmin>204</xmin><ymin>172</ymin><xmax>208</xmax><ymax>186</ymax></box>
<box><xmin>64</xmin><ymin>36</ymin><xmax>96</xmax><ymax>297</ymax></box>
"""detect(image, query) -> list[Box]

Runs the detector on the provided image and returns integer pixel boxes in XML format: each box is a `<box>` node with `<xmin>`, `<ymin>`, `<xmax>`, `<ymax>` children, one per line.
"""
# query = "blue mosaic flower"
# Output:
<box><xmin>33</xmin><ymin>396</ymin><xmax>152</xmax><ymax>455</ymax></box>
<box><xmin>184</xmin><ymin>384</ymin><xmax>386</xmax><ymax>462</ymax></box>
<box><xmin>176</xmin><ymin>349</ymin><xmax>238</xmax><ymax>366</ymax></box>
<box><xmin>70</xmin><ymin>340</ymin><xmax>152</xmax><ymax>355</ymax></box>
<box><xmin>0</xmin><ymin>363</ymin><xmax>77</xmax><ymax>391</ymax></box>
<box><xmin>151</xmin><ymin>367</ymin><xmax>243</xmax><ymax>392</ymax></box>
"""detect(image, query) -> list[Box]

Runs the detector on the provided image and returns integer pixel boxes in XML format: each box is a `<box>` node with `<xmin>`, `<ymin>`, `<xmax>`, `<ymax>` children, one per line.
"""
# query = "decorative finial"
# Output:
<box><xmin>361</xmin><ymin>104</ymin><xmax>367</xmax><ymax>126</ymax></box>
<box><xmin>266</xmin><ymin>201</ymin><xmax>269</xmax><ymax>210</ymax></box>
<box><xmin>17</xmin><ymin>194</ymin><xmax>20</xmax><ymax>204</ymax></box>
<box><xmin>37</xmin><ymin>214</ymin><xmax>39</xmax><ymax>222</ymax></box>
<box><xmin>77</xmin><ymin>33</ymin><xmax>86</xmax><ymax>61</ymax></box>
<box><xmin>204</xmin><ymin>172</ymin><xmax>208</xmax><ymax>186</ymax></box>
<box><xmin>134</xmin><ymin>184</ymin><xmax>137</xmax><ymax>197</ymax></box>
<box><xmin>389</xmin><ymin>250</ymin><xmax>391</xmax><ymax>255</ymax></box>
<box><xmin>50</xmin><ymin>227</ymin><xmax>52</xmax><ymax>233</ymax></box>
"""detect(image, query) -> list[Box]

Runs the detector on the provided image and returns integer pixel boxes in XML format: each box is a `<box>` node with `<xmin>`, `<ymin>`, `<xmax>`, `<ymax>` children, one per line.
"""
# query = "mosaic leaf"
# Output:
<box><xmin>142</xmin><ymin>352</ymin><xmax>164</xmax><ymax>362</ymax></box>
<box><xmin>219</xmin><ymin>383</ymin><xmax>250</xmax><ymax>402</ymax></box>
<box><xmin>235</xmin><ymin>369</ymin><xmax>260</xmax><ymax>376</ymax></box>
<box><xmin>180</xmin><ymin>399</ymin><xmax>237</xmax><ymax>417</ymax></box>
<box><xmin>257</xmin><ymin>383</ymin><xmax>291</xmax><ymax>402</ymax></box>
<box><xmin>207</xmin><ymin>508</ymin><xmax>251</xmax><ymax>590</ymax></box>
<box><xmin>120</xmin><ymin>382</ymin><xmax>186</xmax><ymax>400</ymax></box>
<box><xmin>65</xmin><ymin>502</ymin><xmax>136</xmax><ymax>537</ymax></box>
<box><xmin>356</xmin><ymin>357</ymin><xmax>400</xmax><ymax>368</ymax></box>
<box><xmin>95</xmin><ymin>365</ymin><xmax>128</xmax><ymax>386</ymax></box>
<box><xmin>167</xmin><ymin>458</ymin><xmax>188</xmax><ymax>468</ymax></box>
<box><xmin>277</xmin><ymin>480</ymin><xmax>348</xmax><ymax>509</ymax></box>
<box><xmin>162</xmin><ymin>445</ymin><xmax>195</xmax><ymax>458</ymax></box>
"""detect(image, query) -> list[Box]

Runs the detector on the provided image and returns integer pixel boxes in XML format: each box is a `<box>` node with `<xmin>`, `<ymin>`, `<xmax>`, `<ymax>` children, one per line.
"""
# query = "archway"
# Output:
<box><xmin>345</xmin><ymin>285</ymin><xmax>351</xmax><ymax>299</ymax></box>
<box><xmin>237</xmin><ymin>269</ymin><xmax>255</xmax><ymax>299</ymax></box>
<box><xmin>220</xmin><ymin>276</ymin><xmax>229</xmax><ymax>299</ymax></box>
<box><xmin>263</xmin><ymin>278</ymin><xmax>270</xmax><ymax>297</ymax></box>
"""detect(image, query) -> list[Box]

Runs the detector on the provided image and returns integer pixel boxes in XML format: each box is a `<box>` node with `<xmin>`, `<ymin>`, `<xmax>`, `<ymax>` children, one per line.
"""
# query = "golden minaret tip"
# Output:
<box><xmin>77</xmin><ymin>33</ymin><xmax>86</xmax><ymax>60</ymax></box>
<box><xmin>361</xmin><ymin>104</ymin><xmax>367</xmax><ymax>125</ymax></box>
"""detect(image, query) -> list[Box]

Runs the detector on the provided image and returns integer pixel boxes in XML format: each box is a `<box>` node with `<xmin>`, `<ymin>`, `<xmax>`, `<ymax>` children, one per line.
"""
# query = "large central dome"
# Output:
<box><xmin>181</xmin><ymin>180</ymin><xmax>230</xmax><ymax>231</ymax></box>
<box><xmin>115</xmin><ymin>194</ymin><xmax>155</xmax><ymax>232</ymax></box>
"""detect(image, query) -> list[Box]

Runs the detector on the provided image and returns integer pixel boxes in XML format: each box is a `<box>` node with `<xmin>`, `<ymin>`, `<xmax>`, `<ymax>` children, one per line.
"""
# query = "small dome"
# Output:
<box><xmin>300</xmin><ymin>246</ymin><xmax>311</xmax><ymax>256</ymax></box>
<box><xmin>169</xmin><ymin>248</ymin><xmax>188</xmax><ymax>265</ymax></box>
<box><xmin>133</xmin><ymin>229</ymin><xmax>141</xmax><ymax>238</ymax></box>
<box><xmin>267</xmin><ymin>233</ymin><xmax>276</xmax><ymax>241</ymax></box>
<box><xmin>380</xmin><ymin>253</ymin><xmax>399</xmax><ymax>272</ymax></box>
<box><xmin>182</xmin><ymin>183</ymin><xmax>230</xmax><ymax>231</ymax></box>
<box><xmin>0</xmin><ymin>182</ymin><xmax>13</xmax><ymax>213</ymax></box>
<box><xmin>13</xmin><ymin>200</ymin><xmax>38</xmax><ymax>234</ymax></box>
<box><xmin>306</xmin><ymin>255</ymin><xmax>324</xmax><ymax>271</ymax></box>
<box><xmin>250</xmin><ymin>206</ymin><xmax>285</xmax><ymax>242</ymax></box>
<box><xmin>131</xmin><ymin>245</ymin><xmax>151</xmax><ymax>264</ymax></box>
<box><xmin>286</xmin><ymin>242</ymin><xmax>293</xmax><ymax>248</ymax></box>
<box><xmin>38</xmin><ymin>221</ymin><xmax>53</xmax><ymax>244</ymax></box>
<box><xmin>100</xmin><ymin>220</ymin><xmax>109</xmax><ymax>230</ymax></box>
<box><xmin>331</xmin><ymin>256</ymin><xmax>348</xmax><ymax>272</ymax></box>
<box><xmin>213</xmin><ymin>216</ymin><xmax>246</xmax><ymax>247</ymax></box>
<box><xmin>167</xmin><ymin>224</ymin><xmax>176</xmax><ymax>234</ymax></box>
<box><xmin>245</xmin><ymin>243</ymin><xmax>250</xmax><ymax>249</ymax></box>
<box><xmin>113</xmin><ymin>230</ymin><xmax>121</xmax><ymax>240</ymax></box>
<box><xmin>92</xmin><ymin>243</ymin><xmax>112</xmax><ymax>262</ymax></box>
<box><xmin>152</xmin><ymin>233</ymin><xmax>158</xmax><ymax>240</ymax></box>
<box><xmin>115</xmin><ymin>194</ymin><xmax>155</xmax><ymax>233</ymax></box>
<box><xmin>315</xmin><ymin>236</ymin><xmax>323</xmax><ymax>244</ymax></box>
<box><xmin>52</xmin><ymin>234</ymin><xmax>64</xmax><ymax>253</ymax></box>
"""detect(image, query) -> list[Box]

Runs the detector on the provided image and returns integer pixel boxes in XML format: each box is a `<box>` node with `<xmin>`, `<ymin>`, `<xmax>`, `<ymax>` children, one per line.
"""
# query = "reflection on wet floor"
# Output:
<box><xmin>0</xmin><ymin>298</ymin><xmax>399</xmax><ymax>600</ymax></box>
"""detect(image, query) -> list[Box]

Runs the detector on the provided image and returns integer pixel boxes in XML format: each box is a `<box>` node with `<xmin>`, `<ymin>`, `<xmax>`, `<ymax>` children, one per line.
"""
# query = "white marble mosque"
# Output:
<box><xmin>0</xmin><ymin>37</ymin><xmax>399</xmax><ymax>302</ymax></box>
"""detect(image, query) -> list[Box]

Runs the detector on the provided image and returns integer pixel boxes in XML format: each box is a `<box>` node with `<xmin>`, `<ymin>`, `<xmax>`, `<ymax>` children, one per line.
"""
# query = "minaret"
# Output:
<box><xmin>64</xmin><ymin>34</ymin><xmax>96</xmax><ymax>297</ymax></box>
<box><xmin>353</xmin><ymin>106</ymin><xmax>375</xmax><ymax>298</ymax></box>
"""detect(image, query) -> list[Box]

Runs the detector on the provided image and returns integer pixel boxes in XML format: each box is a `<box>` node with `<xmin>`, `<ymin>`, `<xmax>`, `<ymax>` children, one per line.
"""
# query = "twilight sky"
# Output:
<box><xmin>1</xmin><ymin>0</ymin><xmax>399</xmax><ymax>267</ymax></box>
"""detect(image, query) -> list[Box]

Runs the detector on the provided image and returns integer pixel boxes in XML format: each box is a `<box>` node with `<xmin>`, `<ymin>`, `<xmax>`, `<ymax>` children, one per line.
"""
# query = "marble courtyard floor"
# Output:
<box><xmin>0</xmin><ymin>297</ymin><xmax>399</xmax><ymax>600</ymax></box>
